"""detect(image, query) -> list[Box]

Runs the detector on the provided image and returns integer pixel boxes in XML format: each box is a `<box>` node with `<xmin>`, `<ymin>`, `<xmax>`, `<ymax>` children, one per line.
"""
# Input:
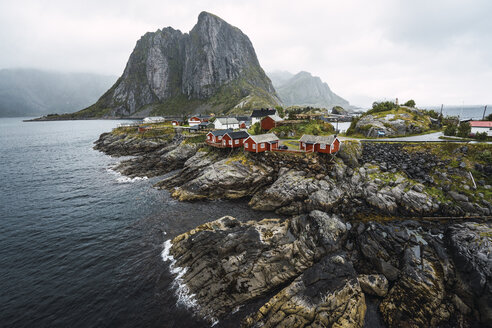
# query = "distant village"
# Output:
<box><xmin>120</xmin><ymin>108</ymin><xmax>347</xmax><ymax>155</ymax></box>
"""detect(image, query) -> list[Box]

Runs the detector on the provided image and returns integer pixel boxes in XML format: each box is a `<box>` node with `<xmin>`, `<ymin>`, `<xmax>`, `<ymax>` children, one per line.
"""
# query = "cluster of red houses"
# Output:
<box><xmin>206</xmin><ymin>129</ymin><xmax>340</xmax><ymax>154</ymax></box>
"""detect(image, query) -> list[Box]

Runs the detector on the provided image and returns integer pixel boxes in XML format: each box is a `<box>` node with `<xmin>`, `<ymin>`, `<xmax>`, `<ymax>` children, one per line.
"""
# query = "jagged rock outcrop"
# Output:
<box><xmin>93</xmin><ymin>131</ymin><xmax>175</xmax><ymax>156</ymax></box>
<box><xmin>350</xmin><ymin>220</ymin><xmax>492</xmax><ymax>328</ymax></box>
<box><xmin>77</xmin><ymin>12</ymin><xmax>279</xmax><ymax>118</ymax></box>
<box><xmin>156</xmin><ymin>150</ymin><xmax>274</xmax><ymax>200</ymax></box>
<box><xmin>95</xmin><ymin>127</ymin><xmax>491</xmax><ymax>218</ymax></box>
<box><xmin>164</xmin><ymin>214</ymin><xmax>492</xmax><ymax>327</ymax></box>
<box><xmin>447</xmin><ymin>222</ymin><xmax>492</xmax><ymax>325</ymax></box>
<box><xmin>165</xmin><ymin>212</ymin><xmax>348</xmax><ymax>322</ymax></box>
<box><xmin>242</xmin><ymin>254</ymin><xmax>366</xmax><ymax>328</ymax></box>
<box><xmin>350</xmin><ymin>107</ymin><xmax>433</xmax><ymax>137</ymax></box>
<box><xmin>271</xmin><ymin>71</ymin><xmax>349</xmax><ymax>109</ymax></box>
<box><xmin>249</xmin><ymin>169</ymin><xmax>320</xmax><ymax>214</ymax></box>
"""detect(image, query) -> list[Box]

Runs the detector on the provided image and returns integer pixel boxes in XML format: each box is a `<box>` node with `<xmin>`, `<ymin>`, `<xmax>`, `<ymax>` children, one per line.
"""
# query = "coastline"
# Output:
<box><xmin>93</xmin><ymin>126</ymin><xmax>492</xmax><ymax>327</ymax></box>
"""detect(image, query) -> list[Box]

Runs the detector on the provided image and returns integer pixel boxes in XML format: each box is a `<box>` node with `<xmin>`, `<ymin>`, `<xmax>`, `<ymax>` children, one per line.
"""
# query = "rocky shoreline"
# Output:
<box><xmin>94</xmin><ymin>129</ymin><xmax>491</xmax><ymax>327</ymax></box>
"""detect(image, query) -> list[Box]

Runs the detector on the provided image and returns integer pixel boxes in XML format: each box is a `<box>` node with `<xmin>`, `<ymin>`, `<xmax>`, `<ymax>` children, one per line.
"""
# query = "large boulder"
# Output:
<box><xmin>157</xmin><ymin>151</ymin><xmax>274</xmax><ymax>200</ymax></box>
<box><xmin>242</xmin><ymin>254</ymin><xmax>366</xmax><ymax>328</ymax></box>
<box><xmin>379</xmin><ymin>243</ymin><xmax>448</xmax><ymax>327</ymax></box>
<box><xmin>249</xmin><ymin>169</ymin><xmax>319</xmax><ymax>214</ymax></box>
<box><xmin>358</xmin><ymin>274</ymin><xmax>389</xmax><ymax>297</ymax></box>
<box><xmin>447</xmin><ymin>222</ymin><xmax>492</xmax><ymax>326</ymax></box>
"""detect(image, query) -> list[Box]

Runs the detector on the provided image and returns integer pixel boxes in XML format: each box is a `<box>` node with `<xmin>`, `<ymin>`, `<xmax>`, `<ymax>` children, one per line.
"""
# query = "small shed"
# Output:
<box><xmin>222</xmin><ymin>131</ymin><xmax>250</xmax><ymax>148</ymax></box>
<box><xmin>239</xmin><ymin>120</ymin><xmax>252</xmax><ymax>129</ymax></box>
<box><xmin>244</xmin><ymin>133</ymin><xmax>279</xmax><ymax>153</ymax></box>
<box><xmin>261</xmin><ymin>114</ymin><xmax>283</xmax><ymax>131</ymax></box>
<box><xmin>172</xmin><ymin>119</ymin><xmax>183</xmax><ymax>126</ymax></box>
<box><xmin>299</xmin><ymin>134</ymin><xmax>340</xmax><ymax>154</ymax></box>
<box><xmin>206</xmin><ymin>129</ymin><xmax>233</xmax><ymax>145</ymax></box>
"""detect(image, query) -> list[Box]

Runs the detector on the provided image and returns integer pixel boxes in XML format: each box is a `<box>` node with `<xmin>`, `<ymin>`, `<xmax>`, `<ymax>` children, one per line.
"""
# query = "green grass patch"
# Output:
<box><xmin>183</xmin><ymin>134</ymin><xmax>207</xmax><ymax>144</ymax></box>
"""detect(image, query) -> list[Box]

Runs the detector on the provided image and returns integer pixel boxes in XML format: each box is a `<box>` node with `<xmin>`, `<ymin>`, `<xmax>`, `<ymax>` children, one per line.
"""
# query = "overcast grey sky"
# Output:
<box><xmin>1</xmin><ymin>0</ymin><xmax>491</xmax><ymax>107</ymax></box>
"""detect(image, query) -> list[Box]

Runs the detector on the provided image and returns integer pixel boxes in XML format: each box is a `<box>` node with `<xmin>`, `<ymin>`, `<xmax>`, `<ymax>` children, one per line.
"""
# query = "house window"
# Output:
<box><xmin>260</xmin><ymin>143</ymin><xmax>265</xmax><ymax>148</ymax></box>
<box><xmin>229</xmin><ymin>140</ymin><xmax>232</xmax><ymax>145</ymax></box>
<box><xmin>252</xmin><ymin>144</ymin><xmax>256</xmax><ymax>150</ymax></box>
<box><xmin>218</xmin><ymin>136</ymin><xmax>222</xmax><ymax>140</ymax></box>
<box><xmin>235</xmin><ymin>140</ymin><xmax>239</xmax><ymax>145</ymax></box>
<box><xmin>245</xmin><ymin>143</ymin><xmax>249</xmax><ymax>148</ymax></box>
<box><xmin>320</xmin><ymin>144</ymin><xmax>326</xmax><ymax>149</ymax></box>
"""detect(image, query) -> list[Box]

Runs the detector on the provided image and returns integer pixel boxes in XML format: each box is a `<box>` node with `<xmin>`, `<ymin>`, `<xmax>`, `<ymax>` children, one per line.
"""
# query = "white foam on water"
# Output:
<box><xmin>106</xmin><ymin>168</ymin><xmax>148</xmax><ymax>183</ymax></box>
<box><xmin>231</xmin><ymin>305</ymin><xmax>243</xmax><ymax>314</ymax></box>
<box><xmin>161</xmin><ymin>239</ymin><xmax>199</xmax><ymax>311</ymax></box>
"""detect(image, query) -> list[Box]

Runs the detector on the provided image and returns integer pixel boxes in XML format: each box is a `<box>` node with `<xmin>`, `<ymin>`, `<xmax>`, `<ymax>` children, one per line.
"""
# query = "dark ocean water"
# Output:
<box><xmin>0</xmin><ymin>118</ymin><xmax>279</xmax><ymax>328</ymax></box>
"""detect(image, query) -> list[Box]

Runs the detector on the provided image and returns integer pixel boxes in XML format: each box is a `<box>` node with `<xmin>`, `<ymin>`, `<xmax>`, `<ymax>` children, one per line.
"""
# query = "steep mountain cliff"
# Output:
<box><xmin>272</xmin><ymin>71</ymin><xmax>349</xmax><ymax>109</ymax></box>
<box><xmin>73</xmin><ymin>12</ymin><xmax>279</xmax><ymax>118</ymax></box>
<box><xmin>0</xmin><ymin>69</ymin><xmax>116</xmax><ymax>117</ymax></box>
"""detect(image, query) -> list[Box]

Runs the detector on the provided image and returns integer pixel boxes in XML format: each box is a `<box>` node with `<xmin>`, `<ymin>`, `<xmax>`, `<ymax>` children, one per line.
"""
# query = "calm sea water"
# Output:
<box><xmin>0</xmin><ymin>118</ymin><xmax>279</xmax><ymax>328</ymax></box>
<box><xmin>427</xmin><ymin>105</ymin><xmax>489</xmax><ymax>120</ymax></box>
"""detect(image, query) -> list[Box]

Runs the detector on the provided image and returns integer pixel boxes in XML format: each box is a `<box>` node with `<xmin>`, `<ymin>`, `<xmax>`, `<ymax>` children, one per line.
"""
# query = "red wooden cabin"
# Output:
<box><xmin>244</xmin><ymin>133</ymin><xmax>279</xmax><ymax>153</ymax></box>
<box><xmin>206</xmin><ymin>129</ymin><xmax>233</xmax><ymax>146</ymax></box>
<box><xmin>189</xmin><ymin>114</ymin><xmax>211</xmax><ymax>126</ymax></box>
<box><xmin>260</xmin><ymin>114</ymin><xmax>283</xmax><ymax>131</ymax></box>
<box><xmin>299</xmin><ymin>135</ymin><xmax>341</xmax><ymax>154</ymax></box>
<box><xmin>221</xmin><ymin>131</ymin><xmax>250</xmax><ymax>148</ymax></box>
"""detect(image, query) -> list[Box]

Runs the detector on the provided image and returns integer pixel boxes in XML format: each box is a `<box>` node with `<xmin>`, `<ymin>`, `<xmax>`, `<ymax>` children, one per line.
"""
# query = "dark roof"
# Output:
<box><xmin>189</xmin><ymin>125</ymin><xmax>199</xmax><ymax>130</ymax></box>
<box><xmin>199</xmin><ymin>121</ymin><xmax>211</xmax><ymax>126</ymax></box>
<box><xmin>235</xmin><ymin>116</ymin><xmax>250</xmax><ymax>121</ymax></box>
<box><xmin>191</xmin><ymin>114</ymin><xmax>212</xmax><ymax>119</ymax></box>
<box><xmin>209</xmin><ymin>129</ymin><xmax>233</xmax><ymax>136</ymax></box>
<box><xmin>225</xmin><ymin>131</ymin><xmax>250</xmax><ymax>139</ymax></box>
<box><xmin>251</xmin><ymin>108</ymin><xmax>276</xmax><ymax>118</ymax></box>
<box><xmin>172</xmin><ymin>118</ymin><xmax>184</xmax><ymax>122</ymax></box>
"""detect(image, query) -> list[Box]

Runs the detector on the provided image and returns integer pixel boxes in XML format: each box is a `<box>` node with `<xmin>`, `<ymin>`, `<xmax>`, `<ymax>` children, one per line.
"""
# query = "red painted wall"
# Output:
<box><xmin>268</xmin><ymin>142</ymin><xmax>278</xmax><ymax>151</ymax></box>
<box><xmin>261</xmin><ymin>117</ymin><xmax>276</xmax><ymax>131</ymax></box>
<box><xmin>244</xmin><ymin>139</ymin><xmax>268</xmax><ymax>152</ymax></box>
<box><xmin>222</xmin><ymin>134</ymin><xmax>246</xmax><ymax>148</ymax></box>
<box><xmin>299</xmin><ymin>142</ymin><xmax>315</xmax><ymax>152</ymax></box>
<box><xmin>314</xmin><ymin>139</ymin><xmax>341</xmax><ymax>154</ymax></box>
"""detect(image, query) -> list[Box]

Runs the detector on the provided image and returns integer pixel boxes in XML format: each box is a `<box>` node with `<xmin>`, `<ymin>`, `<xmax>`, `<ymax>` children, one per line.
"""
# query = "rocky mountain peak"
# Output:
<box><xmin>75</xmin><ymin>12</ymin><xmax>278</xmax><ymax>118</ymax></box>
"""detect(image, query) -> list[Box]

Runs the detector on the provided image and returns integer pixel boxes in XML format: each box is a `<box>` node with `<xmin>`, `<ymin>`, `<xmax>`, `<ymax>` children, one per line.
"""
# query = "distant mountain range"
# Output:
<box><xmin>268</xmin><ymin>71</ymin><xmax>349</xmax><ymax>109</ymax></box>
<box><xmin>0</xmin><ymin>69</ymin><xmax>116</xmax><ymax>117</ymax></box>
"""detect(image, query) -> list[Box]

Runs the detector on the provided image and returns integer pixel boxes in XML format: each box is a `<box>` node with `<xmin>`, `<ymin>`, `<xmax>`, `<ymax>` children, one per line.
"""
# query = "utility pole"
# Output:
<box><xmin>482</xmin><ymin>105</ymin><xmax>488</xmax><ymax>120</ymax></box>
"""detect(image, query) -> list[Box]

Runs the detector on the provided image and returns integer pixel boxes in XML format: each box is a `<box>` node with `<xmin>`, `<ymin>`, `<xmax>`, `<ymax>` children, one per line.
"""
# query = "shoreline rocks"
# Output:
<box><xmin>93</xmin><ymin>129</ymin><xmax>492</xmax><ymax>327</ymax></box>
<box><xmin>166</xmin><ymin>212</ymin><xmax>348</xmax><ymax>322</ymax></box>
<box><xmin>165</xmin><ymin>214</ymin><xmax>491</xmax><ymax>327</ymax></box>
